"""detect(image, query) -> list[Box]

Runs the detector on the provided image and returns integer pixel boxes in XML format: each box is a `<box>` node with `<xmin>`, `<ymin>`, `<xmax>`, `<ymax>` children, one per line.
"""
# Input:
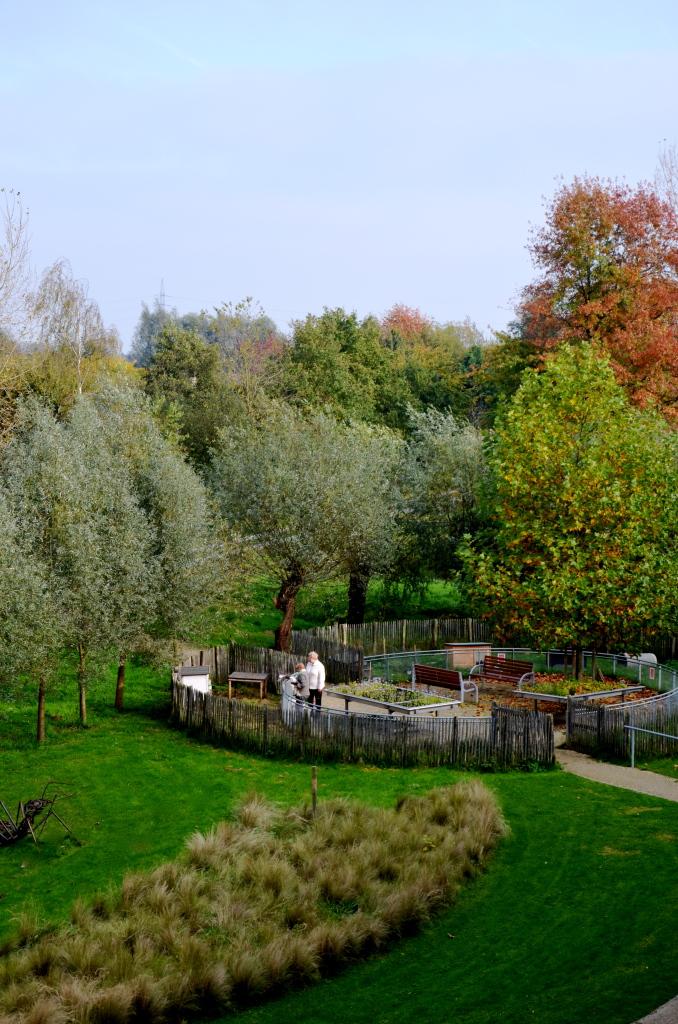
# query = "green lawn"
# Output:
<box><xmin>193</xmin><ymin>576</ymin><xmax>466</xmax><ymax>648</ymax></box>
<box><xmin>1</xmin><ymin>660</ymin><xmax>676</xmax><ymax>1024</ymax></box>
<box><xmin>635</xmin><ymin>757</ymin><xmax>678</xmax><ymax>781</ymax></box>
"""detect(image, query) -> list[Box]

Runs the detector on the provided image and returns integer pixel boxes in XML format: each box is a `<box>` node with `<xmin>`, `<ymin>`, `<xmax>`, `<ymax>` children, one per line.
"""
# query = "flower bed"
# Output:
<box><xmin>521</xmin><ymin>673</ymin><xmax>650</xmax><ymax>698</ymax></box>
<box><xmin>522</xmin><ymin>674</ymin><xmax>622</xmax><ymax>697</ymax></box>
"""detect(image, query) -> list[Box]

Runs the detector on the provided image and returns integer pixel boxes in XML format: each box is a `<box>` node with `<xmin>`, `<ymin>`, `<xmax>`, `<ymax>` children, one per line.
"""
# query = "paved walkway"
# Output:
<box><xmin>556</xmin><ymin>747</ymin><xmax>678</xmax><ymax>802</ymax></box>
<box><xmin>635</xmin><ymin>995</ymin><xmax>678</xmax><ymax>1023</ymax></box>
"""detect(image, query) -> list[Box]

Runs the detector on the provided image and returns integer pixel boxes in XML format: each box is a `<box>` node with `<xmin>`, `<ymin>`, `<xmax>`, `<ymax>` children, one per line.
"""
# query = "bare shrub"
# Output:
<box><xmin>0</xmin><ymin>782</ymin><xmax>506</xmax><ymax>1022</ymax></box>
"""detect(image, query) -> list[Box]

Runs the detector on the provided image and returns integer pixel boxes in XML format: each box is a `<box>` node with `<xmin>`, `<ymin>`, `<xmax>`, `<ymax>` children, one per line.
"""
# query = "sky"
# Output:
<box><xmin>2</xmin><ymin>0</ymin><xmax>677</xmax><ymax>349</ymax></box>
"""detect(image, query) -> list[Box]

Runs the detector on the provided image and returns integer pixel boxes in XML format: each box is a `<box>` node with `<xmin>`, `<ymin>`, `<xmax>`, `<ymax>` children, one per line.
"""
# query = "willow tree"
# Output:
<box><xmin>0</xmin><ymin>491</ymin><xmax>64</xmax><ymax>741</ymax></box>
<box><xmin>211</xmin><ymin>406</ymin><xmax>401</xmax><ymax>648</ymax></box>
<box><xmin>93</xmin><ymin>385</ymin><xmax>222</xmax><ymax>705</ymax></box>
<box><xmin>463</xmin><ymin>345</ymin><xmax>678</xmax><ymax>675</ymax></box>
<box><xmin>2</xmin><ymin>399</ymin><xmax>157</xmax><ymax>724</ymax></box>
<box><xmin>394</xmin><ymin>409</ymin><xmax>487</xmax><ymax>585</ymax></box>
<box><xmin>334</xmin><ymin>421</ymin><xmax>402</xmax><ymax>623</ymax></box>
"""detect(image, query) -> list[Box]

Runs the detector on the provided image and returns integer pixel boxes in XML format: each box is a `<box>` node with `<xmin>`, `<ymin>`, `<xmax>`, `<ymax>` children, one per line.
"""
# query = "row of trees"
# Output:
<box><xmin>0</xmin><ymin>389</ymin><xmax>220</xmax><ymax>739</ymax></box>
<box><xmin>210</xmin><ymin>405</ymin><xmax>485</xmax><ymax>648</ymax></box>
<box><xmin>1</xmin><ymin>164</ymin><xmax>677</xmax><ymax>711</ymax></box>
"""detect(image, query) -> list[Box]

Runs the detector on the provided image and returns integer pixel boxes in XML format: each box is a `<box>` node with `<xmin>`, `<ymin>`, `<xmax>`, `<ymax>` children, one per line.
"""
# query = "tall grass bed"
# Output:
<box><xmin>0</xmin><ymin>782</ymin><xmax>505</xmax><ymax>1024</ymax></box>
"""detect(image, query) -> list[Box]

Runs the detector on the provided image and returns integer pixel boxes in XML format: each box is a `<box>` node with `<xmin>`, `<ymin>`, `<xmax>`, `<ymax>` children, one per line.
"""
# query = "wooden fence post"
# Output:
<box><xmin>311</xmin><ymin>766</ymin><xmax>318</xmax><ymax>816</ymax></box>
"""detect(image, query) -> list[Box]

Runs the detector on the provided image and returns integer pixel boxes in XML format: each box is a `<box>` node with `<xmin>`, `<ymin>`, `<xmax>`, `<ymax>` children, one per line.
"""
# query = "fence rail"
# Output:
<box><xmin>170</xmin><ymin>678</ymin><xmax>554</xmax><ymax>769</ymax></box>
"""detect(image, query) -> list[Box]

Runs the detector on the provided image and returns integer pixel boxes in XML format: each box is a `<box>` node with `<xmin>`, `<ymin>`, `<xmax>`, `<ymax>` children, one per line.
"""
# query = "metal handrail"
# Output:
<box><xmin>363</xmin><ymin>647</ymin><xmax>677</xmax><ymax>692</ymax></box>
<box><xmin>624</xmin><ymin>724</ymin><xmax>678</xmax><ymax>768</ymax></box>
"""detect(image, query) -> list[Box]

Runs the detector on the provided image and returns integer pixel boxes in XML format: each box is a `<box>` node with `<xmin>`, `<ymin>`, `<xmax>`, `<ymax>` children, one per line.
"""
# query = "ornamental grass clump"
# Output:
<box><xmin>0</xmin><ymin>781</ymin><xmax>506</xmax><ymax>1023</ymax></box>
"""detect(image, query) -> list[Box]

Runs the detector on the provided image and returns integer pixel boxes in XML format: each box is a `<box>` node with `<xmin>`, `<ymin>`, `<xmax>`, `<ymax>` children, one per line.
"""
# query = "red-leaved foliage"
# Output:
<box><xmin>381</xmin><ymin>303</ymin><xmax>433</xmax><ymax>343</ymax></box>
<box><xmin>518</xmin><ymin>177</ymin><xmax>678</xmax><ymax>423</ymax></box>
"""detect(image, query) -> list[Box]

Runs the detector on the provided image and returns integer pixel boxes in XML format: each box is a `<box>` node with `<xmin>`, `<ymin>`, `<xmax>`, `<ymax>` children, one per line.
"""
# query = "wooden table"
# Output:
<box><xmin>227</xmin><ymin>671</ymin><xmax>268</xmax><ymax>700</ymax></box>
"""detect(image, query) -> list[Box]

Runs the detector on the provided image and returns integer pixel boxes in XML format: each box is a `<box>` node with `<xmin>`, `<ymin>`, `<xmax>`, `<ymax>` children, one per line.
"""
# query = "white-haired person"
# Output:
<box><xmin>306</xmin><ymin>651</ymin><xmax>325</xmax><ymax>707</ymax></box>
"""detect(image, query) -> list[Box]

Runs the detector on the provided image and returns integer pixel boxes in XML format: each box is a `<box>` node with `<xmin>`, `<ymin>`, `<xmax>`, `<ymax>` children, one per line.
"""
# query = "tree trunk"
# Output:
<box><xmin>347</xmin><ymin>570</ymin><xmax>370</xmax><ymax>624</ymax></box>
<box><xmin>78</xmin><ymin>642</ymin><xmax>87</xmax><ymax>726</ymax></box>
<box><xmin>115</xmin><ymin>654</ymin><xmax>126</xmax><ymax>711</ymax></box>
<box><xmin>36</xmin><ymin>675</ymin><xmax>46</xmax><ymax>744</ymax></box>
<box><xmin>574</xmin><ymin>644</ymin><xmax>583</xmax><ymax>681</ymax></box>
<box><xmin>274</xmin><ymin>574</ymin><xmax>303</xmax><ymax>652</ymax></box>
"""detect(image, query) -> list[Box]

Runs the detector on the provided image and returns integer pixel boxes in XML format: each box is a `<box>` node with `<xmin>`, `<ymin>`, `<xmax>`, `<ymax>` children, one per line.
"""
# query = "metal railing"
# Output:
<box><xmin>625</xmin><ymin>724</ymin><xmax>678</xmax><ymax>768</ymax></box>
<box><xmin>364</xmin><ymin>647</ymin><xmax>677</xmax><ymax>693</ymax></box>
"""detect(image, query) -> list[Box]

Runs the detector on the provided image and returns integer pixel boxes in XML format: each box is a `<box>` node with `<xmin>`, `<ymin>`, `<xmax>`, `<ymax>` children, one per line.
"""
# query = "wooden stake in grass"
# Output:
<box><xmin>311</xmin><ymin>765</ymin><xmax>318</xmax><ymax>817</ymax></box>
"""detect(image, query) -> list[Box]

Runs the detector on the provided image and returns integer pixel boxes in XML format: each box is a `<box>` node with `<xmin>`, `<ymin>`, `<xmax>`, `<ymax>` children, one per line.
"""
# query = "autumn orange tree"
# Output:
<box><xmin>462</xmin><ymin>345</ymin><xmax>678</xmax><ymax>676</ymax></box>
<box><xmin>517</xmin><ymin>176</ymin><xmax>678</xmax><ymax>424</ymax></box>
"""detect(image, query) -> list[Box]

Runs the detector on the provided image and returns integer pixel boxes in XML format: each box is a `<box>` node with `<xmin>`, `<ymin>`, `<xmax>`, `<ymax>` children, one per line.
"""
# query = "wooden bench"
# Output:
<box><xmin>413</xmin><ymin>664</ymin><xmax>478</xmax><ymax>704</ymax></box>
<box><xmin>469</xmin><ymin>656</ymin><xmax>535</xmax><ymax>688</ymax></box>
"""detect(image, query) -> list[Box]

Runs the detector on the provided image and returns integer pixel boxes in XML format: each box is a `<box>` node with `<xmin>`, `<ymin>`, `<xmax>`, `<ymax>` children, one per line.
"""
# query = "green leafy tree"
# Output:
<box><xmin>282</xmin><ymin>308</ymin><xmax>411</xmax><ymax>427</ymax></box>
<box><xmin>129</xmin><ymin>299</ymin><xmax>172</xmax><ymax>368</ymax></box>
<box><xmin>463</xmin><ymin>345</ymin><xmax>678</xmax><ymax>674</ymax></box>
<box><xmin>93</xmin><ymin>385</ymin><xmax>222</xmax><ymax>704</ymax></box>
<box><xmin>399</xmin><ymin>410</ymin><xmax>487</xmax><ymax>581</ymax></box>
<box><xmin>0</xmin><ymin>490</ymin><xmax>64</xmax><ymax>741</ymax></box>
<box><xmin>2</xmin><ymin>400</ymin><xmax>157</xmax><ymax>723</ymax></box>
<box><xmin>211</xmin><ymin>406</ymin><xmax>402</xmax><ymax>648</ymax></box>
<box><xmin>144</xmin><ymin>322</ymin><xmax>243</xmax><ymax>466</ymax></box>
<box><xmin>332</xmin><ymin>422</ymin><xmax>403</xmax><ymax>623</ymax></box>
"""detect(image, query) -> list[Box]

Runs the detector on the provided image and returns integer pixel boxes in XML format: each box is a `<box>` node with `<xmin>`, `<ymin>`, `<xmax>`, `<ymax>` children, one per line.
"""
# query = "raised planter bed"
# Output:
<box><xmin>327</xmin><ymin>681</ymin><xmax>461</xmax><ymax>716</ymax></box>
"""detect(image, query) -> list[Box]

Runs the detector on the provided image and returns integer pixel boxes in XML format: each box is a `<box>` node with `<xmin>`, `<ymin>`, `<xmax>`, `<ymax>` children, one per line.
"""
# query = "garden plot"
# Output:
<box><xmin>326</xmin><ymin>680</ymin><xmax>461</xmax><ymax>715</ymax></box>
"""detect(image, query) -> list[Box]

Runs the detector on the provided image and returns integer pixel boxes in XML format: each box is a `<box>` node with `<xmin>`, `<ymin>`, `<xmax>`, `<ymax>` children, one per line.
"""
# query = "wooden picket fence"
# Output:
<box><xmin>178</xmin><ymin>641</ymin><xmax>363</xmax><ymax>693</ymax></box>
<box><xmin>170</xmin><ymin>679</ymin><xmax>554</xmax><ymax>769</ymax></box>
<box><xmin>292</xmin><ymin>617</ymin><xmax>492</xmax><ymax>656</ymax></box>
<box><xmin>568</xmin><ymin>688</ymin><xmax>678</xmax><ymax>761</ymax></box>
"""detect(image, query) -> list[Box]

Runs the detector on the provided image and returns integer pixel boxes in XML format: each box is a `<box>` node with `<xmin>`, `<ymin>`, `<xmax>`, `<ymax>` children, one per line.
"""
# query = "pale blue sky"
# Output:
<box><xmin>2</xmin><ymin>0</ymin><xmax>677</xmax><ymax>347</ymax></box>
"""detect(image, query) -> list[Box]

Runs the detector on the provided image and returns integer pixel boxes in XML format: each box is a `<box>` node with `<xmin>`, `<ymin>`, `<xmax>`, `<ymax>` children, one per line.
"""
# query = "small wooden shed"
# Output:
<box><xmin>178</xmin><ymin>665</ymin><xmax>212</xmax><ymax>693</ymax></box>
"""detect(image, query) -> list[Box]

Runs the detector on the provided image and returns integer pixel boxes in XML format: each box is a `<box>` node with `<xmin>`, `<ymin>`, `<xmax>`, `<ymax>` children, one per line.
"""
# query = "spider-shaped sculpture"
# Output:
<box><xmin>0</xmin><ymin>782</ymin><xmax>74</xmax><ymax>847</ymax></box>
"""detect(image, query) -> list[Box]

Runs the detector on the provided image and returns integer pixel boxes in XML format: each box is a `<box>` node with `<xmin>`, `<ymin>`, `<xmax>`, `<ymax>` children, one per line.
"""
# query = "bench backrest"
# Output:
<box><xmin>413</xmin><ymin>664</ymin><xmax>462</xmax><ymax>690</ymax></box>
<box><xmin>480</xmin><ymin>656</ymin><xmax>534</xmax><ymax>682</ymax></box>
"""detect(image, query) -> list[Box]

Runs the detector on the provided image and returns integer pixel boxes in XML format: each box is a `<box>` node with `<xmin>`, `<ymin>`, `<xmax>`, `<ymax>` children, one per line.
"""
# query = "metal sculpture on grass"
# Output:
<box><xmin>0</xmin><ymin>783</ymin><xmax>75</xmax><ymax>847</ymax></box>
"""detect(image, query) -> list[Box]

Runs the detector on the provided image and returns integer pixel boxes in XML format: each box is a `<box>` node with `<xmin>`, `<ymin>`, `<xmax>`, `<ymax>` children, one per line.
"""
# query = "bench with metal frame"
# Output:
<box><xmin>413</xmin><ymin>663</ymin><xmax>478</xmax><ymax>704</ymax></box>
<box><xmin>469</xmin><ymin>655</ymin><xmax>535</xmax><ymax>688</ymax></box>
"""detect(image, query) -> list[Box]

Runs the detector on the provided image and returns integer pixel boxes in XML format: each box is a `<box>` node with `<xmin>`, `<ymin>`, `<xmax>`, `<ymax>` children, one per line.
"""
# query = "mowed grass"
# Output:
<box><xmin>194</xmin><ymin>576</ymin><xmax>466</xmax><ymax>648</ymax></box>
<box><xmin>0</xmin><ymin>662</ymin><xmax>676</xmax><ymax>1024</ymax></box>
<box><xmin>635</xmin><ymin>757</ymin><xmax>678</xmax><ymax>781</ymax></box>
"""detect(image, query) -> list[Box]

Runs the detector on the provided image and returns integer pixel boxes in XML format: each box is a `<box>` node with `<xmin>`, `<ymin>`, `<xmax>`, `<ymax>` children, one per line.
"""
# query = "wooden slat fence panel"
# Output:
<box><xmin>567</xmin><ymin>689</ymin><xmax>678</xmax><ymax>760</ymax></box>
<box><xmin>178</xmin><ymin>643</ymin><xmax>363</xmax><ymax>694</ymax></box>
<box><xmin>170</xmin><ymin>678</ymin><xmax>554</xmax><ymax>769</ymax></box>
<box><xmin>292</xmin><ymin>617</ymin><xmax>492</xmax><ymax>656</ymax></box>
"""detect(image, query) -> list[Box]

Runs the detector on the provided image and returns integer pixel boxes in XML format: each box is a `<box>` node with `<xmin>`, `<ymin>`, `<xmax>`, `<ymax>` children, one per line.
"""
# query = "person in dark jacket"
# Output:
<box><xmin>292</xmin><ymin>662</ymin><xmax>310</xmax><ymax>700</ymax></box>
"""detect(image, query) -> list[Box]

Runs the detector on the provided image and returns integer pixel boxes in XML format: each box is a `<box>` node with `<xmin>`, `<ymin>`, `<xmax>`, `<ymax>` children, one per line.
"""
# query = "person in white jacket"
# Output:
<box><xmin>306</xmin><ymin>651</ymin><xmax>325</xmax><ymax>707</ymax></box>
